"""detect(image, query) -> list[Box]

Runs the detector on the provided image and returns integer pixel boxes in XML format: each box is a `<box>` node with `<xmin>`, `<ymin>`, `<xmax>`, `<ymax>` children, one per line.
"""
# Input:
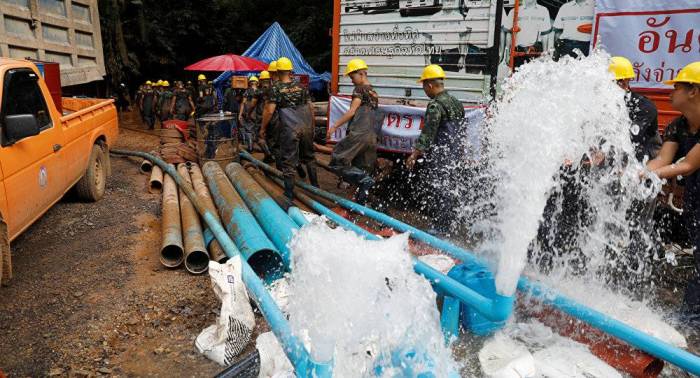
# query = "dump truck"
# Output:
<box><xmin>0</xmin><ymin>58</ymin><xmax>118</xmax><ymax>284</ymax></box>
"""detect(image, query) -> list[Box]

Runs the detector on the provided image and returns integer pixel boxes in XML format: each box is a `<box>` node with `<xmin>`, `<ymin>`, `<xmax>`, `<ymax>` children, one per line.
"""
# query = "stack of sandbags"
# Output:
<box><xmin>159</xmin><ymin>121</ymin><xmax>198</xmax><ymax>164</ymax></box>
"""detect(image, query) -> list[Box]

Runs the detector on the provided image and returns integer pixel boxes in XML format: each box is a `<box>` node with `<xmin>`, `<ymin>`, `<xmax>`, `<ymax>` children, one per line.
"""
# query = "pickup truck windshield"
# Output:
<box><xmin>1</xmin><ymin>69</ymin><xmax>52</xmax><ymax>132</ymax></box>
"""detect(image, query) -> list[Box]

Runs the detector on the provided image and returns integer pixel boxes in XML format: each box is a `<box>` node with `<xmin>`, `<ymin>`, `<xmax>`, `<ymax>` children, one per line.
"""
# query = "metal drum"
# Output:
<box><xmin>196</xmin><ymin>113</ymin><xmax>238</xmax><ymax>168</ymax></box>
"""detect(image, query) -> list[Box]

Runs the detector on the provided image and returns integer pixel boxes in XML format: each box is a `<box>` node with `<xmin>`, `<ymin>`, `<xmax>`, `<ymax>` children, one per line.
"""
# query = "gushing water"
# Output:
<box><xmin>285</xmin><ymin>220</ymin><xmax>457</xmax><ymax>376</ymax></box>
<box><xmin>470</xmin><ymin>52</ymin><xmax>659</xmax><ymax>296</ymax></box>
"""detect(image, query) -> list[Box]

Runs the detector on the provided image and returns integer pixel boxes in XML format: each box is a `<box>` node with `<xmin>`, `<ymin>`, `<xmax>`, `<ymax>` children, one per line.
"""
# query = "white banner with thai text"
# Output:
<box><xmin>328</xmin><ymin>95</ymin><xmax>485</xmax><ymax>155</ymax></box>
<box><xmin>593</xmin><ymin>1</ymin><xmax>700</xmax><ymax>90</ymax></box>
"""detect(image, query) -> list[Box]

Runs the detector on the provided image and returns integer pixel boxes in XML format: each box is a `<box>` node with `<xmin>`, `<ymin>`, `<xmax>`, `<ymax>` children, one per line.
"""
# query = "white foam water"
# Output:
<box><xmin>476</xmin><ymin>52</ymin><xmax>653</xmax><ymax>296</ymax></box>
<box><xmin>285</xmin><ymin>220</ymin><xmax>457</xmax><ymax>376</ymax></box>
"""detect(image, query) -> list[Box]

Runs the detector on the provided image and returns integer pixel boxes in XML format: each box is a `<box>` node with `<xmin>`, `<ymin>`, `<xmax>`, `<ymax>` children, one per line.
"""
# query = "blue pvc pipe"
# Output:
<box><xmin>111</xmin><ymin>149</ymin><xmax>332</xmax><ymax>377</ymax></box>
<box><xmin>225</xmin><ymin>162</ymin><xmax>299</xmax><ymax>268</ymax></box>
<box><xmin>288</xmin><ymin>207</ymin><xmax>310</xmax><ymax>227</ymax></box>
<box><xmin>240</xmin><ymin>150</ymin><xmax>700</xmax><ymax>375</ymax></box>
<box><xmin>202</xmin><ymin>162</ymin><xmax>284</xmax><ymax>277</ymax></box>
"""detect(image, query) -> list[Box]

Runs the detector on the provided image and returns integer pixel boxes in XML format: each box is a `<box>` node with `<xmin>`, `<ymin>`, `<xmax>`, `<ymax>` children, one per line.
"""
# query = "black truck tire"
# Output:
<box><xmin>75</xmin><ymin>144</ymin><xmax>107</xmax><ymax>202</ymax></box>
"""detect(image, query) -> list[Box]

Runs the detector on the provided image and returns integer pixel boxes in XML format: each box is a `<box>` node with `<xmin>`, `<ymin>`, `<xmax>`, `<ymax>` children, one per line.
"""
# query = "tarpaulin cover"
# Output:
<box><xmin>213</xmin><ymin>22</ymin><xmax>330</xmax><ymax>93</ymax></box>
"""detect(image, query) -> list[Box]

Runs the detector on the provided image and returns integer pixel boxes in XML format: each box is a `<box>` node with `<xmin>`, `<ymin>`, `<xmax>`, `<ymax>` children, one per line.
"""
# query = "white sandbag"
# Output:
<box><xmin>195</xmin><ymin>257</ymin><xmax>256</xmax><ymax>366</ymax></box>
<box><xmin>417</xmin><ymin>254</ymin><xmax>456</xmax><ymax>275</ymax></box>
<box><xmin>256</xmin><ymin>332</ymin><xmax>294</xmax><ymax>378</ymax></box>
<box><xmin>269</xmin><ymin>277</ymin><xmax>291</xmax><ymax>314</ymax></box>
<box><xmin>479</xmin><ymin>333</ymin><xmax>537</xmax><ymax>378</ymax></box>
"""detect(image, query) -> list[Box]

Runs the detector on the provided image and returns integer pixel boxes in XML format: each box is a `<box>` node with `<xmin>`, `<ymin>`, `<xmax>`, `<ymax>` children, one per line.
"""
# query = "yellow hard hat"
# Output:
<box><xmin>345</xmin><ymin>58</ymin><xmax>369</xmax><ymax>75</ymax></box>
<box><xmin>417</xmin><ymin>64</ymin><xmax>446</xmax><ymax>83</ymax></box>
<box><xmin>609</xmin><ymin>57</ymin><xmax>635</xmax><ymax>80</ymax></box>
<box><xmin>268</xmin><ymin>61</ymin><xmax>278</xmax><ymax>72</ymax></box>
<box><xmin>249</xmin><ymin>76</ymin><xmax>259</xmax><ymax>82</ymax></box>
<box><xmin>162</xmin><ymin>80</ymin><xmax>170</xmax><ymax>87</ymax></box>
<box><xmin>276</xmin><ymin>57</ymin><xmax>293</xmax><ymax>71</ymax></box>
<box><xmin>145</xmin><ymin>80</ymin><xmax>152</xmax><ymax>85</ymax></box>
<box><xmin>197</xmin><ymin>74</ymin><xmax>207</xmax><ymax>81</ymax></box>
<box><xmin>664</xmin><ymin>61</ymin><xmax>700</xmax><ymax>86</ymax></box>
<box><xmin>259</xmin><ymin>70</ymin><xmax>271</xmax><ymax>80</ymax></box>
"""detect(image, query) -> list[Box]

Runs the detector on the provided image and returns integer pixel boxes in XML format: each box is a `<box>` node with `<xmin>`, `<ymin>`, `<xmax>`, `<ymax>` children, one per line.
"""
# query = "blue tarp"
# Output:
<box><xmin>213</xmin><ymin>22</ymin><xmax>330</xmax><ymax>93</ymax></box>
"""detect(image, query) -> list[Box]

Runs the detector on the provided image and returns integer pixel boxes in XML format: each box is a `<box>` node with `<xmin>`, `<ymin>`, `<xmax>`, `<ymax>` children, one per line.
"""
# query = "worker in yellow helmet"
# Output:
<box><xmin>140</xmin><ymin>79</ymin><xmax>158</xmax><ymax>129</ymax></box>
<box><xmin>241</xmin><ymin>71</ymin><xmax>274</xmax><ymax>162</ymax></box>
<box><xmin>156</xmin><ymin>80</ymin><xmax>174</xmax><ymax>128</ymax></box>
<box><xmin>170</xmin><ymin>81</ymin><xmax>196</xmax><ymax>121</ymax></box>
<box><xmin>609</xmin><ymin>56</ymin><xmax>660</xmax><ymax>163</ymax></box>
<box><xmin>646</xmin><ymin>62</ymin><xmax>700</xmax><ymax>322</ymax></box>
<box><xmin>237</xmin><ymin>76</ymin><xmax>261</xmax><ymax>151</ymax></box>
<box><xmin>406</xmin><ymin>64</ymin><xmax>466</xmax><ymax>235</ymax></box>
<box><xmin>197</xmin><ymin>74</ymin><xmax>207</xmax><ymax>99</ymax></box>
<box><xmin>261</xmin><ymin>57</ymin><xmax>319</xmax><ymax>199</ymax></box>
<box><xmin>327</xmin><ymin>58</ymin><xmax>379</xmax><ymax>205</ymax></box>
<box><xmin>268</xmin><ymin>61</ymin><xmax>279</xmax><ymax>83</ymax></box>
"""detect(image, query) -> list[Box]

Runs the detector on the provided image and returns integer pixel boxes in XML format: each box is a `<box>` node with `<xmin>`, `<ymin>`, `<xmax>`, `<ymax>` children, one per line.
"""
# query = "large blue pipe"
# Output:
<box><xmin>271</xmin><ymin>173</ymin><xmax>512</xmax><ymax>322</ymax></box>
<box><xmin>225</xmin><ymin>162</ymin><xmax>299</xmax><ymax>268</ymax></box>
<box><xmin>111</xmin><ymin>149</ymin><xmax>332</xmax><ymax>377</ymax></box>
<box><xmin>202</xmin><ymin>162</ymin><xmax>284</xmax><ymax>278</ymax></box>
<box><xmin>240</xmin><ymin>150</ymin><xmax>700</xmax><ymax>375</ymax></box>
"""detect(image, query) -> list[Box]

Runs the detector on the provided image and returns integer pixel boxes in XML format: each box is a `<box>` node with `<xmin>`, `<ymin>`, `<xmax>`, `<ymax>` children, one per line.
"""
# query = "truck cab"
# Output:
<box><xmin>0</xmin><ymin>58</ymin><xmax>118</xmax><ymax>285</ymax></box>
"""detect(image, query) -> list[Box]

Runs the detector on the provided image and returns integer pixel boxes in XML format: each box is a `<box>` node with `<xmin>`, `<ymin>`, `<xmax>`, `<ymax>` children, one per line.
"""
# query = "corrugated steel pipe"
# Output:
<box><xmin>188</xmin><ymin>163</ymin><xmax>227</xmax><ymax>264</ymax></box>
<box><xmin>240</xmin><ymin>149</ymin><xmax>700</xmax><ymax>376</ymax></box>
<box><xmin>224</xmin><ymin>162</ymin><xmax>299</xmax><ymax>269</ymax></box>
<box><xmin>160</xmin><ymin>170</ymin><xmax>184</xmax><ymax>268</ymax></box>
<box><xmin>176</xmin><ymin>164</ymin><xmax>209</xmax><ymax>274</ymax></box>
<box><xmin>111</xmin><ymin>149</ymin><xmax>333</xmax><ymax>377</ymax></box>
<box><xmin>201</xmin><ymin>162</ymin><xmax>284</xmax><ymax>279</ymax></box>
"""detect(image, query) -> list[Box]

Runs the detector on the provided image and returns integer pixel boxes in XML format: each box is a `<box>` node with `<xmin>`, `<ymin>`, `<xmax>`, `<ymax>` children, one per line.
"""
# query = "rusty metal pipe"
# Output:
<box><xmin>187</xmin><ymin>163</ymin><xmax>227</xmax><ymax>264</ymax></box>
<box><xmin>140</xmin><ymin>158</ymin><xmax>153</xmax><ymax>174</ymax></box>
<box><xmin>244</xmin><ymin>166</ymin><xmax>312</xmax><ymax>212</ymax></box>
<box><xmin>161</xmin><ymin>171</ymin><xmax>184</xmax><ymax>268</ymax></box>
<box><xmin>202</xmin><ymin>162</ymin><xmax>284</xmax><ymax>278</ymax></box>
<box><xmin>177</xmin><ymin>164</ymin><xmax>209</xmax><ymax>274</ymax></box>
<box><xmin>149</xmin><ymin>165</ymin><xmax>164</xmax><ymax>193</ymax></box>
<box><xmin>203</xmin><ymin>228</ymin><xmax>228</xmax><ymax>263</ymax></box>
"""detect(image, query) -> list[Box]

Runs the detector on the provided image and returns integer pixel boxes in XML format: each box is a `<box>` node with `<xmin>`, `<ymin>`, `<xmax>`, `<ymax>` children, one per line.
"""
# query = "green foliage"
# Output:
<box><xmin>98</xmin><ymin>0</ymin><xmax>331</xmax><ymax>87</ymax></box>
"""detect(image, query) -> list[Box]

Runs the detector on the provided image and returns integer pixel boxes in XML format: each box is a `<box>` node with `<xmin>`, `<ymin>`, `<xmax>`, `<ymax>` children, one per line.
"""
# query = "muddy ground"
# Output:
<box><xmin>1</xmin><ymin>110</ymin><xmax>698</xmax><ymax>377</ymax></box>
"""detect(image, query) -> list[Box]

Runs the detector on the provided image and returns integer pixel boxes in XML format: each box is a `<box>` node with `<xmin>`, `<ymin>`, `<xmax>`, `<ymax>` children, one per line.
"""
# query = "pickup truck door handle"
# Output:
<box><xmin>53</xmin><ymin>144</ymin><xmax>62</xmax><ymax>152</ymax></box>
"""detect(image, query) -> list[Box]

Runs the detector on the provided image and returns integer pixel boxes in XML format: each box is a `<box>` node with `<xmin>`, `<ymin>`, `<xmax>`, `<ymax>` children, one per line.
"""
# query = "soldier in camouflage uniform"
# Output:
<box><xmin>244</xmin><ymin>71</ymin><xmax>274</xmax><ymax>162</ymax></box>
<box><xmin>140</xmin><ymin>82</ymin><xmax>157</xmax><ymax>129</ymax></box>
<box><xmin>328</xmin><ymin>59</ymin><xmax>381</xmax><ymax>205</ymax></box>
<box><xmin>260</xmin><ymin>57</ymin><xmax>318</xmax><ymax>200</ymax></box>
<box><xmin>406</xmin><ymin>64</ymin><xmax>465</xmax><ymax>234</ymax></box>
<box><xmin>170</xmin><ymin>81</ymin><xmax>196</xmax><ymax>121</ymax></box>
<box><xmin>157</xmin><ymin>81</ymin><xmax>174</xmax><ymax>128</ymax></box>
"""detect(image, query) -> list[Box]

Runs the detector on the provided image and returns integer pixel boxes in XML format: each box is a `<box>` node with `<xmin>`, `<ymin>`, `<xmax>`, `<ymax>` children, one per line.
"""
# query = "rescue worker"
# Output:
<box><xmin>260</xmin><ymin>57</ymin><xmax>319</xmax><ymax>200</ymax></box>
<box><xmin>170</xmin><ymin>81</ymin><xmax>196</xmax><ymax>121</ymax></box>
<box><xmin>197</xmin><ymin>74</ymin><xmax>208</xmax><ymax>100</ymax></box>
<box><xmin>246</xmin><ymin>70</ymin><xmax>274</xmax><ymax>162</ymax></box>
<box><xmin>238</xmin><ymin>76</ymin><xmax>259</xmax><ymax>151</ymax></box>
<box><xmin>135</xmin><ymin>82</ymin><xmax>148</xmax><ymax>121</ymax></box>
<box><xmin>646</xmin><ymin>62</ymin><xmax>700</xmax><ymax>323</ymax></box>
<box><xmin>186</xmin><ymin>80</ymin><xmax>197</xmax><ymax>101</ymax></box>
<box><xmin>553</xmin><ymin>0</ymin><xmax>594</xmax><ymax>60</ymax></box>
<box><xmin>406</xmin><ymin>64</ymin><xmax>465</xmax><ymax>234</ymax></box>
<box><xmin>263</xmin><ymin>60</ymin><xmax>283</xmax><ymax>167</ymax></box>
<box><xmin>609</xmin><ymin>56</ymin><xmax>661</xmax><ymax>162</ymax></box>
<box><xmin>196</xmin><ymin>84</ymin><xmax>217</xmax><ymax>119</ymax></box>
<box><xmin>327</xmin><ymin>59</ymin><xmax>380</xmax><ymax>205</ymax></box>
<box><xmin>140</xmin><ymin>81</ymin><xmax>157</xmax><ymax>129</ymax></box>
<box><xmin>157</xmin><ymin>80</ymin><xmax>174</xmax><ymax>128</ymax></box>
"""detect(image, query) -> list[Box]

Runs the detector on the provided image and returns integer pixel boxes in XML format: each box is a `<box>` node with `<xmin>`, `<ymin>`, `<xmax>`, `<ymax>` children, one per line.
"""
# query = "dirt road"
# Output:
<box><xmin>0</xmin><ymin>112</ymin><xmax>221</xmax><ymax>377</ymax></box>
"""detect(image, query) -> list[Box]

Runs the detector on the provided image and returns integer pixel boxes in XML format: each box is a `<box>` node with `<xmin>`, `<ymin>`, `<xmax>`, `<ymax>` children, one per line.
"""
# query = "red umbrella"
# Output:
<box><xmin>184</xmin><ymin>53</ymin><xmax>268</xmax><ymax>72</ymax></box>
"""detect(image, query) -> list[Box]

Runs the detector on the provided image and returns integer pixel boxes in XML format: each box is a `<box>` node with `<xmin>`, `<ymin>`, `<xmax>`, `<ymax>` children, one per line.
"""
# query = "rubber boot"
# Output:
<box><xmin>283</xmin><ymin>177</ymin><xmax>295</xmax><ymax>200</ymax></box>
<box><xmin>354</xmin><ymin>176</ymin><xmax>375</xmax><ymax>205</ymax></box>
<box><xmin>296</xmin><ymin>164</ymin><xmax>307</xmax><ymax>179</ymax></box>
<box><xmin>306</xmin><ymin>162</ymin><xmax>319</xmax><ymax>188</ymax></box>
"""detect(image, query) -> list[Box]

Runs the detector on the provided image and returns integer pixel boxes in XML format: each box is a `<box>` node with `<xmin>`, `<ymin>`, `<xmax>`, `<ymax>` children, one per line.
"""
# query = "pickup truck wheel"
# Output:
<box><xmin>76</xmin><ymin>144</ymin><xmax>107</xmax><ymax>202</ymax></box>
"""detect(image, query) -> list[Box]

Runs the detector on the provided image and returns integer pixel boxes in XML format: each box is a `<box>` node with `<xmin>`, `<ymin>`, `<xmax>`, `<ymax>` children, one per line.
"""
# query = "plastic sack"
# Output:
<box><xmin>195</xmin><ymin>257</ymin><xmax>255</xmax><ymax>366</ymax></box>
<box><xmin>256</xmin><ymin>332</ymin><xmax>294</xmax><ymax>377</ymax></box>
<box><xmin>479</xmin><ymin>333</ymin><xmax>536</xmax><ymax>378</ymax></box>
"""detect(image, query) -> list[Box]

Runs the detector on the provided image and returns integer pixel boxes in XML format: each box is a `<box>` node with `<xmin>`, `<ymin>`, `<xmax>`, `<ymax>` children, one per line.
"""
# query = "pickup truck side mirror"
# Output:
<box><xmin>4</xmin><ymin>114</ymin><xmax>40</xmax><ymax>145</ymax></box>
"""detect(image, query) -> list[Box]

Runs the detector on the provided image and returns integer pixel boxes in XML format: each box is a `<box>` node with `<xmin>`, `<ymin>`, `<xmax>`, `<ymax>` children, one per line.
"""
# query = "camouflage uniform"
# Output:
<box><xmin>263</xmin><ymin>85</ymin><xmax>282</xmax><ymax>166</ymax></box>
<box><xmin>329</xmin><ymin>84</ymin><xmax>381</xmax><ymax>205</ymax></box>
<box><xmin>140</xmin><ymin>88</ymin><xmax>157</xmax><ymax>129</ymax></box>
<box><xmin>269</xmin><ymin>80</ymin><xmax>318</xmax><ymax>199</ymax></box>
<box><xmin>416</xmin><ymin>90</ymin><xmax>465</xmax><ymax>233</ymax></box>
<box><xmin>157</xmin><ymin>89</ymin><xmax>174</xmax><ymax>125</ymax></box>
<box><xmin>173</xmin><ymin>88</ymin><xmax>194</xmax><ymax>121</ymax></box>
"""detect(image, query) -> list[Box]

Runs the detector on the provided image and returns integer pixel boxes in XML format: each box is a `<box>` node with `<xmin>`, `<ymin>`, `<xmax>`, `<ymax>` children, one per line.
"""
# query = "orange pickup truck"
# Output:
<box><xmin>0</xmin><ymin>58</ymin><xmax>118</xmax><ymax>285</ymax></box>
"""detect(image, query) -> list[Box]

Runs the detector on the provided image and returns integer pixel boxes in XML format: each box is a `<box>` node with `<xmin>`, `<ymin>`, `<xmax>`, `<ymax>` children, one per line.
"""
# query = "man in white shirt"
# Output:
<box><xmin>501</xmin><ymin>0</ymin><xmax>552</xmax><ymax>67</ymax></box>
<box><xmin>553</xmin><ymin>0</ymin><xmax>594</xmax><ymax>60</ymax></box>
